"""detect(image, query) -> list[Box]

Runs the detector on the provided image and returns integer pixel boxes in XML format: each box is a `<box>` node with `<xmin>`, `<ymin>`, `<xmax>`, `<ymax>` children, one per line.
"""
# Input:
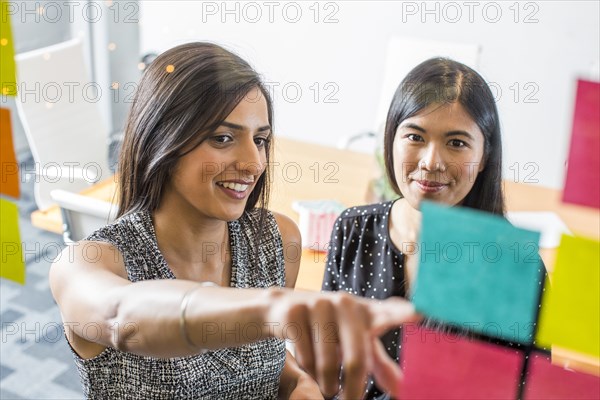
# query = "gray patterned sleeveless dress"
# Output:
<box><xmin>69</xmin><ymin>209</ymin><xmax>287</xmax><ymax>399</ymax></box>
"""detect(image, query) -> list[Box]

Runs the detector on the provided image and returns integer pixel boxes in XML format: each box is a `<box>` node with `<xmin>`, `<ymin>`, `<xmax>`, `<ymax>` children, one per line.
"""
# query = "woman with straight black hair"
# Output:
<box><xmin>323</xmin><ymin>57</ymin><xmax>505</xmax><ymax>399</ymax></box>
<box><xmin>383</xmin><ymin>57</ymin><xmax>505</xmax><ymax>215</ymax></box>
<box><xmin>50</xmin><ymin>42</ymin><xmax>418</xmax><ymax>400</ymax></box>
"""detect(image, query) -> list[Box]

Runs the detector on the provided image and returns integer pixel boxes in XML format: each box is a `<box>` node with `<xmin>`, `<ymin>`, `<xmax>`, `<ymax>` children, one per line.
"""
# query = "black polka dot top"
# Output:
<box><xmin>322</xmin><ymin>201</ymin><xmax>406</xmax><ymax>400</ymax></box>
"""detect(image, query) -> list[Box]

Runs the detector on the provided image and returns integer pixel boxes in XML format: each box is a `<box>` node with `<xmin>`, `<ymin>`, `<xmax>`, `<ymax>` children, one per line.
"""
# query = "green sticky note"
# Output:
<box><xmin>0</xmin><ymin>198</ymin><xmax>25</xmax><ymax>284</ymax></box>
<box><xmin>0</xmin><ymin>0</ymin><xmax>18</xmax><ymax>96</ymax></box>
<box><xmin>537</xmin><ymin>235</ymin><xmax>599</xmax><ymax>358</ymax></box>
<box><xmin>412</xmin><ymin>202</ymin><xmax>543</xmax><ymax>344</ymax></box>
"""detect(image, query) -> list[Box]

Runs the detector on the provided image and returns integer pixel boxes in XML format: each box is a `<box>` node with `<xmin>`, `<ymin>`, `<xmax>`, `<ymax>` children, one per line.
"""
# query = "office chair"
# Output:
<box><xmin>14</xmin><ymin>38</ymin><xmax>111</xmax><ymax>210</ymax></box>
<box><xmin>50</xmin><ymin>189</ymin><xmax>117</xmax><ymax>243</ymax></box>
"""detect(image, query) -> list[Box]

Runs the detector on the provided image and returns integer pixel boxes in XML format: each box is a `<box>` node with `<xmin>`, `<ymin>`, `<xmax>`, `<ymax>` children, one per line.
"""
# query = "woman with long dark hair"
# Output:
<box><xmin>323</xmin><ymin>57</ymin><xmax>505</xmax><ymax>399</ymax></box>
<box><xmin>50</xmin><ymin>42</ymin><xmax>418</xmax><ymax>399</ymax></box>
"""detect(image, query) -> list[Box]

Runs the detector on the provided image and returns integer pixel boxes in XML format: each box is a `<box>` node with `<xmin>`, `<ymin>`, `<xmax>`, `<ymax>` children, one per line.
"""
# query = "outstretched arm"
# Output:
<box><xmin>50</xmin><ymin>239</ymin><xmax>418</xmax><ymax>400</ymax></box>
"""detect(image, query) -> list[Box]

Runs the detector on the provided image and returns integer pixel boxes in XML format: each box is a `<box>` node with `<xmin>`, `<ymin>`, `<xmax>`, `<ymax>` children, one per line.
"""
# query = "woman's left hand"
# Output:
<box><xmin>279</xmin><ymin>349</ymin><xmax>324</xmax><ymax>400</ymax></box>
<box><xmin>288</xmin><ymin>374</ymin><xmax>324</xmax><ymax>400</ymax></box>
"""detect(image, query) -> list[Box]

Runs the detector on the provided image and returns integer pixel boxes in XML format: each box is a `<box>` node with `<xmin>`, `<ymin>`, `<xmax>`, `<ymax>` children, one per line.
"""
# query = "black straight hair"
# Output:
<box><xmin>383</xmin><ymin>57</ymin><xmax>505</xmax><ymax>215</ymax></box>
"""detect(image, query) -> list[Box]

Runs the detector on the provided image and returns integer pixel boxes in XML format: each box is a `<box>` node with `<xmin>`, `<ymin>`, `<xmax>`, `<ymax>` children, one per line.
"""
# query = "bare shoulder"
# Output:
<box><xmin>271</xmin><ymin>212</ymin><xmax>302</xmax><ymax>288</ymax></box>
<box><xmin>271</xmin><ymin>212</ymin><xmax>301</xmax><ymax>247</ymax></box>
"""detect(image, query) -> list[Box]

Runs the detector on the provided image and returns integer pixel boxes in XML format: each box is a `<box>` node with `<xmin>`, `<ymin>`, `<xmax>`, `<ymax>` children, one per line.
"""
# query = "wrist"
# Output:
<box><xmin>262</xmin><ymin>287</ymin><xmax>290</xmax><ymax>339</ymax></box>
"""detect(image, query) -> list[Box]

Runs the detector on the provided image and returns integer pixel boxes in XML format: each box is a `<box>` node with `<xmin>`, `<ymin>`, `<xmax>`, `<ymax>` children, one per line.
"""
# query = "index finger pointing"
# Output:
<box><xmin>368</xmin><ymin>298</ymin><xmax>422</xmax><ymax>337</ymax></box>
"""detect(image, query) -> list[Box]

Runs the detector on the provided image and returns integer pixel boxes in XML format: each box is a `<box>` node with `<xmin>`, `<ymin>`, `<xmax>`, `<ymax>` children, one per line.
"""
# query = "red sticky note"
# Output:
<box><xmin>400</xmin><ymin>326</ymin><xmax>523</xmax><ymax>399</ymax></box>
<box><xmin>0</xmin><ymin>108</ymin><xmax>20</xmax><ymax>198</ymax></box>
<box><xmin>523</xmin><ymin>352</ymin><xmax>600</xmax><ymax>400</ymax></box>
<box><xmin>563</xmin><ymin>79</ymin><xmax>600</xmax><ymax>209</ymax></box>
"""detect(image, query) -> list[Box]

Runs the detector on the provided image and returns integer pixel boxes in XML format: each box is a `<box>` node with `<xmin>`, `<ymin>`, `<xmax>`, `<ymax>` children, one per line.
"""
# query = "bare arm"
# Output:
<box><xmin>50</xmin><ymin>239</ymin><xmax>419</xmax><ymax>400</ymax></box>
<box><xmin>273</xmin><ymin>213</ymin><xmax>323</xmax><ymax>399</ymax></box>
<box><xmin>273</xmin><ymin>212</ymin><xmax>302</xmax><ymax>289</ymax></box>
<box><xmin>50</xmin><ymin>241</ymin><xmax>277</xmax><ymax>358</ymax></box>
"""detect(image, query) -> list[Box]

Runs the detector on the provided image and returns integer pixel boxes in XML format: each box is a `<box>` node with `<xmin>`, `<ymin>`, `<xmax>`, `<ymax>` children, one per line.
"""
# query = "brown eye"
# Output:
<box><xmin>254</xmin><ymin>137</ymin><xmax>269</xmax><ymax>147</ymax></box>
<box><xmin>212</xmin><ymin>135</ymin><xmax>233</xmax><ymax>144</ymax></box>
<box><xmin>449</xmin><ymin>139</ymin><xmax>466</xmax><ymax>147</ymax></box>
<box><xmin>407</xmin><ymin>134</ymin><xmax>424</xmax><ymax>142</ymax></box>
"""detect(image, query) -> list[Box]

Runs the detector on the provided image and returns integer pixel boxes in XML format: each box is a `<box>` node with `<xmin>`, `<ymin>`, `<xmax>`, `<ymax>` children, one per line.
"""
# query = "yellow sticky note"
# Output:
<box><xmin>0</xmin><ymin>0</ymin><xmax>18</xmax><ymax>96</ymax></box>
<box><xmin>0</xmin><ymin>198</ymin><xmax>25</xmax><ymax>284</ymax></box>
<box><xmin>536</xmin><ymin>235</ymin><xmax>600</xmax><ymax>358</ymax></box>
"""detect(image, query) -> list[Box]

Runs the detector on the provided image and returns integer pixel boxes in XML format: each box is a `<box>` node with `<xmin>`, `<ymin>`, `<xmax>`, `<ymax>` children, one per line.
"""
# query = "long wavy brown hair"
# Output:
<box><xmin>117</xmin><ymin>42</ymin><xmax>273</xmax><ymax>222</ymax></box>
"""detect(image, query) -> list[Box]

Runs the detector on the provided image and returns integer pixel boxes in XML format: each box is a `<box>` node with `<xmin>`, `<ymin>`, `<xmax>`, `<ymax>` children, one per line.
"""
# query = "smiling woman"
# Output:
<box><xmin>49</xmin><ymin>42</ymin><xmax>419</xmax><ymax>400</ymax></box>
<box><xmin>322</xmin><ymin>58</ymin><xmax>507</xmax><ymax>399</ymax></box>
<box><xmin>384</xmin><ymin>58</ymin><xmax>505</xmax><ymax>215</ymax></box>
<box><xmin>392</xmin><ymin>101</ymin><xmax>487</xmax><ymax>208</ymax></box>
<box><xmin>117</xmin><ymin>44</ymin><xmax>274</xmax><ymax>221</ymax></box>
<box><xmin>162</xmin><ymin>87</ymin><xmax>271</xmax><ymax>226</ymax></box>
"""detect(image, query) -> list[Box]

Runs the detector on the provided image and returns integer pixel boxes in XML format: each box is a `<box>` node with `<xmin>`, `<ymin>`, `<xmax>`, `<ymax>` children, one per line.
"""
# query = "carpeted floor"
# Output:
<box><xmin>1</xmin><ymin>140</ymin><xmax>121</xmax><ymax>399</ymax></box>
<box><xmin>1</xmin><ymin>156</ymin><xmax>83</xmax><ymax>399</ymax></box>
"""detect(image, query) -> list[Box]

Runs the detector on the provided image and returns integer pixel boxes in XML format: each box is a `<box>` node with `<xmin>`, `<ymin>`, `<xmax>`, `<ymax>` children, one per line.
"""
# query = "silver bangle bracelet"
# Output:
<box><xmin>179</xmin><ymin>281</ymin><xmax>219</xmax><ymax>351</ymax></box>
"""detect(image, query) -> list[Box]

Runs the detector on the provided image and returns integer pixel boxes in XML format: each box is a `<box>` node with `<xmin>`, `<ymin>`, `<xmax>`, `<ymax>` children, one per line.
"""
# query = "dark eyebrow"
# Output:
<box><xmin>445</xmin><ymin>130</ymin><xmax>475</xmax><ymax>140</ymax></box>
<box><xmin>399</xmin><ymin>122</ymin><xmax>426</xmax><ymax>133</ymax></box>
<box><xmin>400</xmin><ymin>122</ymin><xmax>475</xmax><ymax>141</ymax></box>
<box><xmin>220</xmin><ymin>121</ymin><xmax>271</xmax><ymax>132</ymax></box>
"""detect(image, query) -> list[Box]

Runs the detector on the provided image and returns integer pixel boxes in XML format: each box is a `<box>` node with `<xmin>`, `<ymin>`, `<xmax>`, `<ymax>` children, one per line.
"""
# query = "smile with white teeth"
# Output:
<box><xmin>217</xmin><ymin>182</ymin><xmax>250</xmax><ymax>192</ymax></box>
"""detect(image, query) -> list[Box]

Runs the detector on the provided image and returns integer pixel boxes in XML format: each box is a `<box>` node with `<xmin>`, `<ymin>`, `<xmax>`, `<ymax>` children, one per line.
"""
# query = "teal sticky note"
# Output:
<box><xmin>411</xmin><ymin>202</ymin><xmax>543</xmax><ymax>344</ymax></box>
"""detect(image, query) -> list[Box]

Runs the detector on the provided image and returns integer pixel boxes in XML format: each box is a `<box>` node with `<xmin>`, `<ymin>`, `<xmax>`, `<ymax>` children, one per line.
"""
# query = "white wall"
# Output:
<box><xmin>2</xmin><ymin>0</ymin><xmax>71</xmax><ymax>156</ymax></box>
<box><xmin>138</xmin><ymin>1</ymin><xmax>599</xmax><ymax>189</ymax></box>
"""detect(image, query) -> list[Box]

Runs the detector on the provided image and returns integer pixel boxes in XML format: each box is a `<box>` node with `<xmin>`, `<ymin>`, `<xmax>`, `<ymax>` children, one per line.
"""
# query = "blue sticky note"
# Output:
<box><xmin>411</xmin><ymin>202</ymin><xmax>543</xmax><ymax>344</ymax></box>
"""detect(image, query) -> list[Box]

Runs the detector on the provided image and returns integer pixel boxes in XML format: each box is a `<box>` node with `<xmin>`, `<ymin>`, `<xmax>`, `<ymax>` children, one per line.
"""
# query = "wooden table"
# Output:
<box><xmin>31</xmin><ymin>137</ymin><xmax>599</xmax><ymax>291</ymax></box>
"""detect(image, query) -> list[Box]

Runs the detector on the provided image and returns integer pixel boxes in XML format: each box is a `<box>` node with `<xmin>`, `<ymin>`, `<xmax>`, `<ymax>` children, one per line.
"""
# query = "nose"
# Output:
<box><xmin>235</xmin><ymin>137</ymin><xmax>265</xmax><ymax>176</ymax></box>
<box><xmin>420</xmin><ymin>144</ymin><xmax>446</xmax><ymax>173</ymax></box>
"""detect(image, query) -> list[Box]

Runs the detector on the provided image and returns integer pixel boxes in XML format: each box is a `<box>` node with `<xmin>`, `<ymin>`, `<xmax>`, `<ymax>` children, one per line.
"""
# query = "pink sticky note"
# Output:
<box><xmin>400</xmin><ymin>326</ymin><xmax>523</xmax><ymax>399</ymax></box>
<box><xmin>563</xmin><ymin>79</ymin><xmax>600</xmax><ymax>209</ymax></box>
<box><xmin>523</xmin><ymin>352</ymin><xmax>600</xmax><ymax>400</ymax></box>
